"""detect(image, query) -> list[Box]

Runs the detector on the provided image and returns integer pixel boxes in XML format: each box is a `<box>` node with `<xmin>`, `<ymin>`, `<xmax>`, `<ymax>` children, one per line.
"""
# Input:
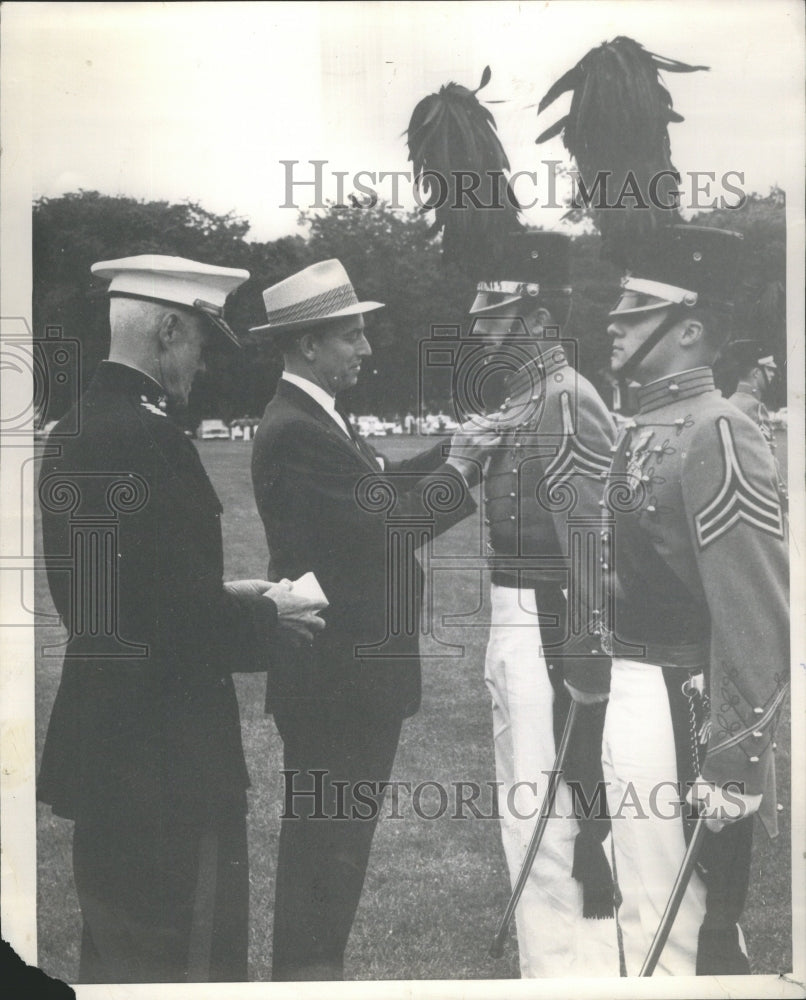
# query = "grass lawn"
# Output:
<box><xmin>34</xmin><ymin>434</ymin><xmax>792</xmax><ymax>983</ymax></box>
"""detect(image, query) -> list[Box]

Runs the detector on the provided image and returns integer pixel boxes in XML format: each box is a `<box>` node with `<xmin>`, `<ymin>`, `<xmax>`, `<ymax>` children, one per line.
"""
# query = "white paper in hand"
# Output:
<box><xmin>289</xmin><ymin>571</ymin><xmax>329</xmax><ymax>611</ymax></box>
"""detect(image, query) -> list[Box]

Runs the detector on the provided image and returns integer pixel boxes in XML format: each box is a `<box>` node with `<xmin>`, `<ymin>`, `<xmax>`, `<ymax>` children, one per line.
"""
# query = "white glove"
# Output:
<box><xmin>685</xmin><ymin>776</ymin><xmax>762</xmax><ymax>833</ymax></box>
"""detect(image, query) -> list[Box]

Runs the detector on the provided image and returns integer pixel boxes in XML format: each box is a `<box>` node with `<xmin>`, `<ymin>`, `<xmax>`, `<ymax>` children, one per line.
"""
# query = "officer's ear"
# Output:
<box><xmin>679</xmin><ymin>317</ymin><xmax>705</xmax><ymax>348</ymax></box>
<box><xmin>157</xmin><ymin>311</ymin><xmax>181</xmax><ymax>350</ymax></box>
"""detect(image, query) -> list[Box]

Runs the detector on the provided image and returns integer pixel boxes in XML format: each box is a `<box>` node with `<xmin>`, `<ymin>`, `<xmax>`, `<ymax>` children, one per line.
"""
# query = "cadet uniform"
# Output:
<box><xmin>724</xmin><ymin>343</ymin><xmax>787</xmax><ymax>510</ymax></box>
<box><xmin>38</xmin><ymin>258</ymin><xmax>278</xmax><ymax>983</ymax></box>
<box><xmin>599</xmin><ymin>228</ymin><xmax>789</xmax><ymax>976</ymax></box>
<box><xmin>472</xmin><ymin>233</ymin><xmax>618</xmax><ymax>977</ymax></box>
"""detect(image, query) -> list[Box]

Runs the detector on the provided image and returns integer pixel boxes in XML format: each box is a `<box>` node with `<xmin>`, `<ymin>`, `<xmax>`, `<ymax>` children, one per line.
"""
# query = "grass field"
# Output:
<box><xmin>34</xmin><ymin>434</ymin><xmax>792</xmax><ymax>983</ymax></box>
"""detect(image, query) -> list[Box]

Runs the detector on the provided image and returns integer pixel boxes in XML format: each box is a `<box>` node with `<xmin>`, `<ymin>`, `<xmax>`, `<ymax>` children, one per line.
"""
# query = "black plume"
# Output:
<box><xmin>406</xmin><ymin>67</ymin><xmax>523</xmax><ymax>277</ymax></box>
<box><xmin>537</xmin><ymin>37</ymin><xmax>708</xmax><ymax>268</ymax></box>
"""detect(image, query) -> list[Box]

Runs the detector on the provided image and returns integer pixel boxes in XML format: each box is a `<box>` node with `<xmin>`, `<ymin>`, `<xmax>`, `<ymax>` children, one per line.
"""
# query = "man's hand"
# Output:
<box><xmin>446</xmin><ymin>416</ymin><xmax>502</xmax><ymax>480</ymax></box>
<box><xmin>224</xmin><ymin>578</ymin><xmax>281</xmax><ymax>599</ymax></box>
<box><xmin>685</xmin><ymin>776</ymin><xmax>762</xmax><ymax>833</ymax></box>
<box><xmin>563</xmin><ymin>680</ymin><xmax>609</xmax><ymax>705</ymax></box>
<box><xmin>267</xmin><ymin>580</ymin><xmax>326</xmax><ymax>643</ymax></box>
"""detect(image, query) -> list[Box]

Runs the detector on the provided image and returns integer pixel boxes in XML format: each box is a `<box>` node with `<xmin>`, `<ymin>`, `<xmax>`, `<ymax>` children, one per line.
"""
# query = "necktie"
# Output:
<box><xmin>335</xmin><ymin>402</ymin><xmax>380</xmax><ymax>468</ymax></box>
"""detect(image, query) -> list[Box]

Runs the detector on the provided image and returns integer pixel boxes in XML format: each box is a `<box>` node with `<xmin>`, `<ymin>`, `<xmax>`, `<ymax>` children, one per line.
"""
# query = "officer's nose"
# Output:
<box><xmin>357</xmin><ymin>333</ymin><xmax>372</xmax><ymax>356</ymax></box>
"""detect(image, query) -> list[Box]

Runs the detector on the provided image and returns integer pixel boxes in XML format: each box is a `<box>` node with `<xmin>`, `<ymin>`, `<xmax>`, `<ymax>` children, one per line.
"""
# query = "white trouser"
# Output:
<box><xmin>601</xmin><ymin>658</ymin><xmax>708</xmax><ymax>976</ymax></box>
<box><xmin>485</xmin><ymin>584</ymin><xmax>618</xmax><ymax>978</ymax></box>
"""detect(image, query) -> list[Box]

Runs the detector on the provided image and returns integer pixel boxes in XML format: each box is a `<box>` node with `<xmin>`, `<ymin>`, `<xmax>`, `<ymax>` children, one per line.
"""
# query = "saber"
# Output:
<box><xmin>489</xmin><ymin>700</ymin><xmax>579</xmax><ymax>959</ymax></box>
<box><xmin>639</xmin><ymin>814</ymin><xmax>708</xmax><ymax>976</ymax></box>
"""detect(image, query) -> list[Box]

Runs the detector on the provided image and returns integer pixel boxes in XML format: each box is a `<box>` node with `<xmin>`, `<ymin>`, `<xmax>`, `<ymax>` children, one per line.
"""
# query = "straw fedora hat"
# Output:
<box><xmin>250</xmin><ymin>259</ymin><xmax>383</xmax><ymax>334</ymax></box>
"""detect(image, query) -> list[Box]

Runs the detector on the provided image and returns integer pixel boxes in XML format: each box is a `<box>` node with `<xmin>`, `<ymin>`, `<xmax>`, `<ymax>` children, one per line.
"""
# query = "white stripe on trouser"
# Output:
<box><xmin>485</xmin><ymin>585</ymin><xmax>618</xmax><ymax>978</ymax></box>
<box><xmin>601</xmin><ymin>658</ymin><xmax>707</xmax><ymax>976</ymax></box>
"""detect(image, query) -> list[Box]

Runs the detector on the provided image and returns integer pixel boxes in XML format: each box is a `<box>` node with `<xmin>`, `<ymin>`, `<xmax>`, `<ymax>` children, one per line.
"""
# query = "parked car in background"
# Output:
<box><xmin>421</xmin><ymin>413</ymin><xmax>459</xmax><ymax>435</ymax></box>
<box><xmin>198</xmin><ymin>418</ymin><xmax>230</xmax><ymax>440</ymax></box>
<box><xmin>356</xmin><ymin>415</ymin><xmax>388</xmax><ymax>437</ymax></box>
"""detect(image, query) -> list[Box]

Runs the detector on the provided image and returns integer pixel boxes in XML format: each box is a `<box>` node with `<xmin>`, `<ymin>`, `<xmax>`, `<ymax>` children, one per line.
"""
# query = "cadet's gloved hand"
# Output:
<box><xmin>563</xmin><ymin>680</ymin><xmax>609</xmax><ymax>705</ymax></box>
<box><xmin>685</xmin><ymin>776</ymin><xmax>762</xmax><ymax>833</ymax></box>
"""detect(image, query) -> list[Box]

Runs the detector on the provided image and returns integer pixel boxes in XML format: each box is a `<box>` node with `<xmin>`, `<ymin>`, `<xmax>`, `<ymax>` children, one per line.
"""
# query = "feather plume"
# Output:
<box><xmin>405</xmin><ymin>67</ymin><xmax>522</xmax><ymax>277</ymax></box>
<box><xmin>536</xmin><ymin>37</ymin><xmax>708</xmax><ymax>267</ymax></box>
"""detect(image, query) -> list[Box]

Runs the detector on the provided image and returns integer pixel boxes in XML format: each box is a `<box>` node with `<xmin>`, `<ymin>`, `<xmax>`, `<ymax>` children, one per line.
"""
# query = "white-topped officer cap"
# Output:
<box><xmin>91</xmin><ymin>255</ymin><xmax>250</xmax><ymax>347</ymax></box>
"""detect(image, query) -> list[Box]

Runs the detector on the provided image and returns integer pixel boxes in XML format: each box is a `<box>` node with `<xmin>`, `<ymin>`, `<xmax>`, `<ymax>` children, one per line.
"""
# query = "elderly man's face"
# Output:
<box><xmin>308</xmin><ymin>315</ymin><xmax>372</xmax><ymax>393</ymax></box>
<box><xmin>161</xmin><ymin>311</ymin><xmax>209</xmax><ymax>407</ymax></box>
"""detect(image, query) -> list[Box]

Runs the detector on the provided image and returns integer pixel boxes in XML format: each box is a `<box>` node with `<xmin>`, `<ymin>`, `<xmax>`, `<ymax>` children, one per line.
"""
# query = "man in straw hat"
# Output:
<box><xmin>250</xmin><ymin>258</ymin><xmax>499</xmax><ymax>981</ymax></box>
<box><xmin>37</xmin><ymin>255</ymin><xmax>324</xmax><ymax>983</ymax></box>
<box><xmin>597</xmin><ymin>226</ymin><xmax>788</xmax><ymax>974</ymax></box>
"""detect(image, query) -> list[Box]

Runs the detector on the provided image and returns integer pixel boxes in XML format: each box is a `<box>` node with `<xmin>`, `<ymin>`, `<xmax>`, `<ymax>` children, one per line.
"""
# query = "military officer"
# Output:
<box><xmin>599</xmin><ymin>227</ymin><xmax>789</xmax><ymax>975</ymax></box>
<box><xmin>37</xmin><ymin>256</ymin><xmax>323</xmax><ymax>983</ymax></box>
<box><xmin>469</xmin><ymin>231</ymin><xmax>618</xmax><ymax>977</ymax></box>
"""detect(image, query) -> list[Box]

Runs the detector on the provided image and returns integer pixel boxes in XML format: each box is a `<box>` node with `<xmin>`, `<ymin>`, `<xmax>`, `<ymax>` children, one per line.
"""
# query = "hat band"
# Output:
<box><xmin>264</xmin><ymin>282</ymin><xmax>358</xmax><ymax>326</ymax></box>
<box><xmin>622</xmin><ymin>276</ymin><xmax>698</xmax><ymax>307</ymax></box>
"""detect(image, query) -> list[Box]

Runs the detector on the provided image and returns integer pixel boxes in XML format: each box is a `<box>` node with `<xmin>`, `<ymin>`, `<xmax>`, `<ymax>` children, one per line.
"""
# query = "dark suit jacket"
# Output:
<box><xmin>251</xmin><ymin>379</ymin><xmax>477</xmax><ymax>720</ymax></box>
<box><xmin>38</xmin><ymin>361</ymin><xmax>277</xmax><ymax>824</ymax></box>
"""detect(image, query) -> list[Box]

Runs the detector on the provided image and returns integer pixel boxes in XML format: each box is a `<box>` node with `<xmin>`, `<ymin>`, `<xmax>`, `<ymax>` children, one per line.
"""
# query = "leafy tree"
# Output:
<box><xmin>32</xmin><ymin>191</ymin><xmax>308</xmax><ymax>425</ymax></box>
<box><xmin>33</xmin><ymin>188</ymin><xmax>787</xmax><ymax>425</ymax></box>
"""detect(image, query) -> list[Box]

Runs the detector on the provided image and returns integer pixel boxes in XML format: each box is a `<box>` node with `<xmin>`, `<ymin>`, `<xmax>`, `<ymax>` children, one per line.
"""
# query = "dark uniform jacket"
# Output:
<box><xmin>251</xmin><ymin>378</ymin><xmax>477</xmax><ymax>720</ymax></box>
<box><xmin>603</xmin><ymin>367</ymin><xmax>788</xmax><ymax>836</ymax></box>
<box><xmin>38</xmin><ymin>361</ymin><xmax>277</xmax><ymax>824</ymax></box>
<box><xmin>484</xmin><ymin>345</ymin><xmax>616</xmax><ymax>693</ymax></box>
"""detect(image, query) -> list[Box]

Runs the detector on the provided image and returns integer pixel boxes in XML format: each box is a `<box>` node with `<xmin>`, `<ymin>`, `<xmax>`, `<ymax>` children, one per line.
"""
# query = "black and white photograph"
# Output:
<box><xmin>1</xmin><ymin>2</ymin><xmax>804</xmax><ymax>997</ymax></box>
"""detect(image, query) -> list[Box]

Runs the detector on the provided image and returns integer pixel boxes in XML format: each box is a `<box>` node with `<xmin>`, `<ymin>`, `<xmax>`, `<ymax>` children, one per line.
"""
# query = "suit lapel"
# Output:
<box><xmin>274</xmin><ymin>380</ymin><xmax>380</xmax><ymax>470</ymax></box>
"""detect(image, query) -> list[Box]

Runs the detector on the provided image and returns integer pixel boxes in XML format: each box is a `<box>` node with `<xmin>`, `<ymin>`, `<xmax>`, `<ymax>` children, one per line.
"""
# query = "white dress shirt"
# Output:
<box><xmin>281</xmin><ymin>371</ymin><xmax>352</xmax><ymax>439</ymax></box>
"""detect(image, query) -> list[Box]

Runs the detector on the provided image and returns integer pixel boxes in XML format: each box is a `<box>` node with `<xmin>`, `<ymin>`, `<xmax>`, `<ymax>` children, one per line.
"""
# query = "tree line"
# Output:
<box><xmin>33</xmin><ymin>189</ymin><xmax>787</xmax><ymax>428</ymax></box>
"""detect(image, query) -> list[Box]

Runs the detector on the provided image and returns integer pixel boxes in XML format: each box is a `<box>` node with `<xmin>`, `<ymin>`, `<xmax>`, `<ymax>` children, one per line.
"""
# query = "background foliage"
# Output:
<box><xmin>33</xmin><ymin>188</ymin><xmax>787</xmax><ymax>426</ymax></box>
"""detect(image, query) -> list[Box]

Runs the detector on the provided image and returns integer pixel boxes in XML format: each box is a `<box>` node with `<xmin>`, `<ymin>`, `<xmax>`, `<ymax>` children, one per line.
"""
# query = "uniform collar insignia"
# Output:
<box><xmin>97</xmin><ymin>361</ymin><xmax>169</xmax><ymax>414</ymax></box>
<box><xmin>637</xmin><ymin>367</ymin><xmax>715</xmax><ymax>413</ymax></box>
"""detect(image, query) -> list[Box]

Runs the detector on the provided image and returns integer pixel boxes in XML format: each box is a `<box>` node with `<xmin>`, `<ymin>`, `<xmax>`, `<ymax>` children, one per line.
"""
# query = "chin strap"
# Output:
<box><xmin>617</xmin><ymin>307</ymin><xmax>683</xmax><ymax>382</ymax></box>
<box><xmin>615</xmin><ymin>308</ymin><xmax>683</xmax><ymax>411</ymax></box>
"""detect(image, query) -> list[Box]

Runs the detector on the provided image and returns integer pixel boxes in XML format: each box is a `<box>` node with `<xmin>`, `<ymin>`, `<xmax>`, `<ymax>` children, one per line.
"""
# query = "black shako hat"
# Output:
<box><xmin>609</xmin><ymin>225</ymin><xmax>745</xmax><ymax>317</ymax></box>
<box><xmin>719</xmin><ymin>338</ymin><xmax>778</xmax><ymax>371</ymax></box>
<box><xmin>469</xmin><ymin>231</ymin><xmax>571</xmax><ymax>316</ymax></box>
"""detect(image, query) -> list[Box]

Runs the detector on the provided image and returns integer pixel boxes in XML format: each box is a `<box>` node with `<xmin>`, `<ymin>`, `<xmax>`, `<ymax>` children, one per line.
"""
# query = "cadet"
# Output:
<box><xmin>470</xmin><ymin>231</ymin><xmax>618</xmax><ymax>977</ymax></box>
<box><xmin>724</xmin><ymin>339</ymin><xmax>779</xmax><ymax>439</ymax></box>
<box><xmin>722</xmin><ymin>338</ymin><xmax>788</xmax><ymax>510</ymax></box>
<box><xmin>599</xmin><ymin>226</ymin><xmax>789</xmax><ymax>975</ymax></box>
